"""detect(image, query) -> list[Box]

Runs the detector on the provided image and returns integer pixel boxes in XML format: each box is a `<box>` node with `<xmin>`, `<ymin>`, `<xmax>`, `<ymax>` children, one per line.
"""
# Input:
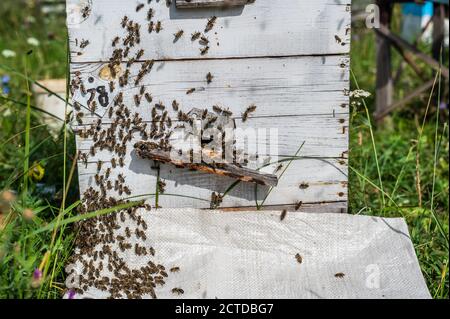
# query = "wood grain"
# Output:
<box><xmin>67</xmin><ymin>0</ymin><xmax>351</xmax><ymax>62</ymax></box>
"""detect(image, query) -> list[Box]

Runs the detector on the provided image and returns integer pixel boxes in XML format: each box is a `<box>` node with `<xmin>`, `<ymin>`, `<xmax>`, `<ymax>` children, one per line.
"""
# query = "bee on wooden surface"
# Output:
<box><xmin>171</xmin><ymin>288</ymin><xmax>184</xmax><ymax>295</ymax></box>
<box><xmin>136</xmin><ymin>49</ymin><xmax>145</xmax><ymax>60</ymax></box>
<box><xmin>173</xmin><ymin>30</ymin><xmax>184</xmax><ymax>42</ymax></box>
<box><xmin>136</xmin><ymin>3</ymin><xmax>145</xmax><ymax>12</ymax></box>
<box><xmin>170</xmin><ymin>100</ymin><xmax>179</xmax><ymax>112</ymax></box>
<box><xmin>108</xmin><ymin>107</ymin><xmax>114</xmax><ymax>118</ymax></box>
<box><xmin>147</xmin><ymin>8</ymin><xmax>154</xmax><ymax>20</ymax></box>
<box><xmin>111</xmin><ymin>158</ymin><xmax>117</xmax><ymax>168</ymax></box>
<box><xmin>108</xmin><ymin>81</ymin><xmax>115</xmax><ymax>93</ymax></box>
<box><xmin>81</xmin><ymin>5</ymin><xmax>91</xmax><ymax>18</ymax></box>
<box><xmin>186</xmin><ymin>88</ymin><xmax>195</xmax><ymax>95</ymax></box>
<box><xmin>123</xmin><ymin>186</ymin><xmax>131</xmax><ymax>195</ymax></box>
<box><xmin>97</xmin><ymin>160</ymin><xmax>103</xmax><ymax>172</ymax></box>
<box><xmin>212</xmin><ymin>105</ymin><xmax>223</xmax><ymax>114</ymax></box>
<box><xmin>177</xmin><ymin>111</ymin><xmax>189</xmax><ymax>122</ymax></box>
<box><xmin>206</xmin><ymin>72</ymin><xmax>213</xmax><ymax>84</ymax></box>
<box><xmin>295</xmin><ymin>253</ymin><xmax>303</xmax><ymax>264</ymax></box>
<box><xmin>155</xmin><ymin>21</ymin><xmax>162</xmax><ymax>33</ymax></box>
<box><xmin>134</xmin><ymin>94</ymin><xmax>142</xmax><ymax>106</ymax></box>
<box><xmin>138</xmin><ymin>86</ymin><xmax>146</xmax><ymax>96</ymax></box>
<box><xmin>200</xmin><ymin>46</ymin><xmax>210</xmax><ymax>56</ymax></box>
<box><xmin>119</xmin><ymin>157</ymin><xmax>125</xmax><ymax>167</ymax></box>
<box><xmin>335</xmin><ymin>272</ymin><xmax>345</xmax><ymax>278</ymax></box>
<box><xmin>112</xmin><ymin>36</ymin><xmax>120</xmax><ymax>47</ymax></box>
<box><xmin>90</xmin><ymin>101</ymin><xmax>97</xmax><ymax>113</ymax></box>
<box><xmin>155</xmin><ymin>101</ymin><xmax>165</xmax><ymax>110</ymax></box>
<box><xmin>105</xmin><ymin>167</ymin><xmax>111</xmax><ymax>178</ymax></box>
<box><xmin>80</xmin><ymin>39</ymin><xmax>90</xmax><ymax>49</ymax></box>
<box><xmin>222</xmin><ymin>108</ymin><xmax>232</xmax><ymax>116</ymax></box>
<box><xmin>121</xmin><ymin>16</ymin><xmax>129</xmax><ymax>28</ymax></box>
<box><xmin>144</xmin><ymin>92</ymin><xmax>153</xmax><ymax>103</ymax></box>
<box><xmin>334</xmin><ymin>35</ymin><xmax>342</xmax><ymax>44</ymax></box>
<box><xmin>167</xmin><ymin>117</ymin><xmax>172</xmax><ymax>128</ymax></box>
<box><xmin>294</xmin><ymin>201</ymin><xmax>302</xmax><ymax>211</ymax></box>
<box><xmin>170</xmin><ymin>267</ymin><xmax>180</xmax><ymax>273</ymax></box>
<box><xmin>75</xmin><ymin>111</ymin><xmax>84</xmax><ymax>123</ymax></box>
<box><xmin>242</xmin><ymin>104</ymin><xmax>257</xmax><ymax>122</ymax></box>
<box><xmin>148</xmin><ymin>21</ymin><xmax>155</xmax><ymax>33</ymax></box>
<box><xmin>299</xmin><ymin>182</ymin><xmax>309</xmax><ymax>189</ymax></box>
<box><xmin>74</xmin><ymin>102</ymin><xmax>81</xmax><ymax>111</ymax></box>
<box><xmin>157</xmin><ymin>180</ymin><xmax>166</xmax><ymax>193</ymax></box>
<box><xmin>199</xmin><ymin>36</ymin><xmax>209</xmax><ymax>46</ymax></box>
<box><xmin>205</xmin><ymin>16</ymin><xmax>217</xmax><ymax>32</ymax></box>
<box><xmin>280</xmin><ymin>209</ymin><xmax>287</xmax><ymax>221</ymax></box>
<box><xmin>191</xmin><ymin>31</ymin><xmax>201</xmax><ymax>41</ymax></box>
<box><xmin>125</xmin><ymin>227</ymin><xmax>131</xmax><ymax>238</ymax></box>
<box><xmin>123</xmin><ymin>46</ymin><xmax>130</xmax><ymax>58</ymax></box>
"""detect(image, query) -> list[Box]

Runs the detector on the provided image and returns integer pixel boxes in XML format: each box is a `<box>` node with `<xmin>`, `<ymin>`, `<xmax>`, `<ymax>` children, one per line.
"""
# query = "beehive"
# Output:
<box><xmin>67</xmin><ymin>0</ymin><xmax>351</xmax><ymax>212</ymax></box>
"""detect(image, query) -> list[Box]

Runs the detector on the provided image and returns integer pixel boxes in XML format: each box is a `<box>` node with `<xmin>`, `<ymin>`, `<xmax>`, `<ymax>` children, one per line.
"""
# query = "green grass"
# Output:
<box><xmin>0</xmin><ymin>1</ymin><xmax>448</xmax><ymax>299</ymax></box>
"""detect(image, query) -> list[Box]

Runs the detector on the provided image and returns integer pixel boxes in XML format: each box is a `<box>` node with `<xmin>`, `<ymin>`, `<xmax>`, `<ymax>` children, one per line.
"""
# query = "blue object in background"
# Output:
<box><xmin>1</xmin><ymin>74</ymin><xmax>11</xmax><ymax>95</ymax></box>
<box><xmin>401</xmin><ymin>2</ymin><xmax>434</xmax><ymax>43</ymax></box>
<box><xmin>402</xmin><ymin>2</ymin><xmax>434</xmax><ymax>17</ymax></box>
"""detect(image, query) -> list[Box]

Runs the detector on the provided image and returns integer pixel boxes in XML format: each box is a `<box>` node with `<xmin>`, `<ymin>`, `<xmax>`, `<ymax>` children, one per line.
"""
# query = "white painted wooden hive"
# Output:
<box><xmin>67</xmin><ymin>0</ymin><xmax>351</xmax><ymax>212</ymax></box>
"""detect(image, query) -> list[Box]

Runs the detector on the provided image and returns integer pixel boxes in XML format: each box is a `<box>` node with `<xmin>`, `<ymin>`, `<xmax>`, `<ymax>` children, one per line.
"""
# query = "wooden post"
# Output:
<box><xmin>375</xmin><ymin>0</ymin><xmax>393</xmax><ymax>123</ymax></box>
<box><xmin>432</xmin><ymin>3</ymin><xmax>445</xmax><ymax>63</ymax></box>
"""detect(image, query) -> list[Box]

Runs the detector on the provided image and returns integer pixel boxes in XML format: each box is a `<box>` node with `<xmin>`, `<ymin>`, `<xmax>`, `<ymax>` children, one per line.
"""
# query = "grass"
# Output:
<box><xmin>0</xmin><ymin>1</ymin><xmax>448</xmax><ymax>299</ymax></box>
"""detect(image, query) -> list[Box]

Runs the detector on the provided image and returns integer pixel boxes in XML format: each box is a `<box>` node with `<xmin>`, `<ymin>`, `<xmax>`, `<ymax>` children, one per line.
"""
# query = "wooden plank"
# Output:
<box><xmin>134</xmin><ymin>143</ymin><xmax>279</xmax><ymax>186</ymax></box>
<box><xmin>66</xmin><ymin>0</ymin><xmax>351</xmax><ymax>62</ymax></box>
<box><xmin>74</xmin><ymin>113</ymin><xmax>349</xmax><ymax>158</ymax></box>
<box><xmin>77</xmin><ymin>157</ymin><xmax>348</xmax><ymax>209</ymax></box>
<box><xmin>176</xmin><ymin>0</ymin><xmax>256</xmax><ymax>9</ymax></box>
<box><xmin>70</xmin><ymin>55</ymin><xmax>350</xmax><ymax>123</ymax></box>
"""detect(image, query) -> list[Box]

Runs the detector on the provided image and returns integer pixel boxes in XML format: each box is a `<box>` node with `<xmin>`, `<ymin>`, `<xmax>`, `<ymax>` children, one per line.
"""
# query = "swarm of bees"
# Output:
<box><xmin>68</xmin><ymin>1</ymin><xmax>255</xmax><ymax>299</ymax></box>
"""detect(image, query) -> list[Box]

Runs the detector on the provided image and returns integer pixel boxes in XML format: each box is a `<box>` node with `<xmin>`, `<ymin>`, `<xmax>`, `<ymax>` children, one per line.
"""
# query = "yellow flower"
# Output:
<box><xmin>29</xmin><ymin>162</ymin><xmax>45</xmax><ymax>181</ymax></box>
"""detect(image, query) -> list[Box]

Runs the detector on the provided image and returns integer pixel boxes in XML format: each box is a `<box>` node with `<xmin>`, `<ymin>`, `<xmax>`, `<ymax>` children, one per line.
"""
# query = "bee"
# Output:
<box><xmin>212</xmin><ymin>105</ymin><xmax>222</xmax><ymax>114</ymax></box>
<box><xmin>139</xmin><ymin>86</ymin><xmax>146</xmax><ymax>96</ymax></box>
<box><xmin>199</xmin><ymin>36</ymin><xmax>209</xmax><ymax>46</ymax></box>
<box><xmin>155</xmin><ymin>21</ymin><xmax>162</xmax><ymax>33</ymax></box>
<box><xmin>148</xmin><ymin>21</ymin><xmax>154</xmax><ymax>33</ymax></box>
<box><xmin>205</xmin><ymin>16</ymin><xmax>217</xmax><ymax>32</ymax></box>
<box><xmin>125</xmin><ymin>227</ymin><xmax>131</xmax><ymax>238</ymax></box>
<box><xmin>334</xmin><ymin>35</ymin><xmax>342</xmax><ymax>44</ymax></box>
<box><xmin>80</xmin><ymin>39</ymin><xmax>90</xmax><ymax>49</ymax></box>
<box><xmin>112</xmin><ymin>36</ymin><xmax>120</xmax><ymax>47</ymax></box>
<box><xmin>136</xmin><ymin>3</ymin><xmax>145</xmax><ymax>12</ymax></box>
<box><xmin>121</xmin><ymin>16</ymin><xmax>129</xmax><ymax>28</ymax></box>
<box><xmin>200</xmin><ymin>46</ymin><xmax>210</xmax><ymax>56</ymax></box>
<box><xmin>105</xmin><ymin>167</ymin><xmax>111</xmax><ymax>178</ymax></box>
<box><xmin>167</xmin><ymin>117</ymin><xmax>172</xmax><ymax>128</ymax></box>
<box><xmin>90</xmin><ymin>146</ymin><xmax>96</xmax><ymax>156</ymax></box>
<box><xmin>119</xmin><ymin>157</ymin><xmax>125</xmax><ymax>167</ymax></box>
<box><xmin>123</xmin><ymin>46</ymin><xmax>130</xmax><ymax>58</ymax></box>
<box><xmin>81</xmin><ymin>5</ymin><xmax>91</xmax><ymax>19</ymax></box>
<box><xmin>335</xmin><ymin>272</ymin><xmax>345</xmax><ymax>278</ymax></box>
<box><xmin>280</xmin><ymin>209</ymin><xmax>287</xmax><ymax>221</ymax></box>
<box><xmin>111</xmin><ymin>158</ymin><xmax>117</xmax><ymax>168</ymax></box>
<box><xmin>294</xmin><ymin>201</ymin><xmax>302</xmax><ymax>211</ymax></box>
<box><xmin>191</xmin><ymin>31</ymin><xmax>201</xmax><ymax>41</ymax></box>
<box><xmin>170</xmin><ymin>267</ymin><xmax>180</xmax><ymax>273</ymax></box>
<box><xmin>144</xmin><ymin>93</ymin><xmax>153</xmax><ymax>103</ymax></box>
<box><xmin>123</xmin><ymin>186</ymin><xmax>131</xmax><ymax>195</ymax></box>
<box><xmin>177</xmin><ymin>111</ymin><xmax>189</xmax><ymax>122</ymax></box>
<box><xmin>186</xmin><ymin>88</ymin><xmax>195</xmax><ymax>95</ymax></box>
<box><xmin>136</xmin><ymin>49</ymin><xmax>144</xmax><ymax>60</ymax></box>
<box><xmin>206</xmin><ymin>72</ymin><xmax>213</xmax><ymax>84</ymax></box>
<box><xmin>97</xmin><ymin>160</ymin><xmax>103</xmax><ymax>172</ymax></box>
<box><xmin>171</xmin><ymin>100</ymin><xmax>179</xmax><ymax>112</ymax></box>
<box><xmin>134</xmin><ymin>94</ymin><xmax>141</xmax><ymax>106</ymax></box>
<box><xmin>174</xmin><ymin>30</ymin><xmax>184</xmax><ymax>41</ymax></box>
<box><xmin>90</xmin><ymin>100</ymin><xmax>97</xmax><ymax>113</ymax></box>
<box><xmin>242</xmin><ymin>104</ymin><xmax>256</xmax><ymax>122</ymax></box>
<box><xmin>295</xmin><ymin>253</ymin><xmax>303</xmax><ymax>264</ymax></box>
<box><xmin>155</xmin><ymin>101</ymin><xmax>165</xmax><ymax>110</ymax></box>
<box><xmin>157</xmin><ymin>180</ymin><xmax>166</xmax><ymax>193</ymax></box>
<box><xmin>147</xmin><ymin>8</ymin><xmax>154</xmax><ymax>20</ymax></box>
<box><xmin>74</xmin><ymin>102</ymin><xmax>81</xmax><ymax>111</ymax></box>
<box><xmin>171</xmin><ymin>288</ymin><xmax>184</xmax><ymax>295</ymax></box>
<box><xmin>299</xmin><ymin>183</ymin><xmax>309</xmax><ymax>189</ymax></box>
<box><xmin>109</xmin><ymin>81</ymin><xmax>115</xmax><ymax>93</ymax></box>
<box><xmin>108</xmin><ymin>107</ymin><xmax>114</xmax><ymax>118</ymax></box>
<box><xmin>76</xmin><ymin>112</ymin><xmax>84</xmax><ymax>125</ymax></box>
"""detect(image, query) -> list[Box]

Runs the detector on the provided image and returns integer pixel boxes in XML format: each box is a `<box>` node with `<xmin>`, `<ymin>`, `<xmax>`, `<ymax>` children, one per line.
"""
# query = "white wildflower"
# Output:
<box><xmin>1</xmin><ymin>50</ymin><xmax>17</xmax><ymax>58</ymax></box>
<box><xmin>349</xmin><ymin>89</ymin><xmax>371</xmax><ymax>99</ymax></box>
<box><xmin>27</xmin><ymin>37</ymin><xmax>40</xmax><ymax>47</ymax></box>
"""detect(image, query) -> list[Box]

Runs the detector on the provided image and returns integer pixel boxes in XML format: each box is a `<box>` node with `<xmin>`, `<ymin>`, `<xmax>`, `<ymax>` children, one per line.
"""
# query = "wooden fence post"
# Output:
<box><xmin>375</xmin><ymin>0</ymin><xmax>393</xmax><ymax>123</ymax></box>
